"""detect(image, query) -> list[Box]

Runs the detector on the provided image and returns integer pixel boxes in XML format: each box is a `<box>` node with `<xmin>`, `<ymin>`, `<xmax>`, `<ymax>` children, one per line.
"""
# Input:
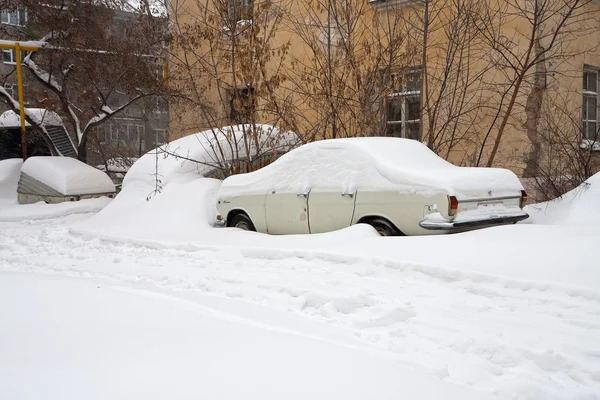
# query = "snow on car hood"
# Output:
<box><xmin>220</xmin><ymin>138</ymin><xmax>523</xmax><ymax>198</ymax></box>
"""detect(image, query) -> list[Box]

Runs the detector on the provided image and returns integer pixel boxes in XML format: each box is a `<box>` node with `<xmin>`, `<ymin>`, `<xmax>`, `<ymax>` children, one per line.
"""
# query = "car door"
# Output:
<box><xmin>265</xmin><ymin>190</ymin><xmax>310</xmax><ymax>234</ymax></box>
<box><xmin>308</xmin><ymin>189</ymin><xmax>356</xmax><ymax>234</ymax></box>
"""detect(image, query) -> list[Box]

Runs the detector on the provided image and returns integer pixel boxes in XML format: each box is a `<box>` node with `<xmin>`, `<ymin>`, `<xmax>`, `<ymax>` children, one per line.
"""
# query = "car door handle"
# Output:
<box><xmin>341</xmin><ymin>193</ymin><xmax>354</xmax><ymax>198</ymax></box>
<box><xmin>297</xmin><ymin>193</ymin><xmax>308</xmax><ymax>198</ymax></box>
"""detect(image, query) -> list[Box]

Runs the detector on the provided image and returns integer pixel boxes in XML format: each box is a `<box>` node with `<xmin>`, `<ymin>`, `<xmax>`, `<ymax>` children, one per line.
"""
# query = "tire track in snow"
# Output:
<box><xmin>1</xmin><ymin>217</ymin><xmax>600</xmax><ymax>399</ymax></box>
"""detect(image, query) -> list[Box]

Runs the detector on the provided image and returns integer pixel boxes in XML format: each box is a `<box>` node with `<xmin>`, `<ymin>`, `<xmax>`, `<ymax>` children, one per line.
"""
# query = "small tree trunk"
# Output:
<box><xmin>77</xmin><ymin>135</ymin><xmax>87</xmax><ymax>162</ymax></box>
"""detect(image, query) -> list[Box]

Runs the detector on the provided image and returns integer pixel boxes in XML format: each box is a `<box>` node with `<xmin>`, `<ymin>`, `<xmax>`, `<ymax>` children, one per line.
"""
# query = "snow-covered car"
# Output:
<box><xmin>215</xmin><ymin>138</ymin><xmax>529</xmax><ymax>236</ymax></box>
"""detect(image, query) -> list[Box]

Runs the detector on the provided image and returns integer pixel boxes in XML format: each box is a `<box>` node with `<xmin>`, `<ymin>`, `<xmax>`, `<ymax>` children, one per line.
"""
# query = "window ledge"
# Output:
<box><xmin>580</xmin><ymin>139</ymin><xmax>600</xmax><ymax>151</ymax></box>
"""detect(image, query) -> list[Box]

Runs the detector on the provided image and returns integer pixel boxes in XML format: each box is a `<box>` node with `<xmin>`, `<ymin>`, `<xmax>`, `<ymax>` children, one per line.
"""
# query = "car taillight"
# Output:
<box><xmin>520</xmin><ymin>190</ymin><xmax>528</xmax><ymax>208</ymax></box>
<box><xmin>448</xmin><ymin>195</ymin><xmax>458</xmax><ymax>216</ymax></box>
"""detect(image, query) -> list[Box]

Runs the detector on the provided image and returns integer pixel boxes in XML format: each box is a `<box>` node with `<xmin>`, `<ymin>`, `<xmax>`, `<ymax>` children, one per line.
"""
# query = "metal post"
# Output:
<box><xmin>163</xmin><ymin>58</ymin><xmax>168</xmax><ymax>89</ymax></box>
<box><xmin>15</xmin><ymin>42</ymin><xmax>27</xmax><ymax>161</ymax></box>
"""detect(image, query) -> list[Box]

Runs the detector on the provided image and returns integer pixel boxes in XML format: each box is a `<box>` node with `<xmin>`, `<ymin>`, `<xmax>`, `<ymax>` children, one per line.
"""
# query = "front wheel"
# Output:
<box><xmin>367</xmin><ymin>218</ymin><xmax>398</xmax><ymax>237</ymax></box>
<box><xmin>229</xmin><ymin>213</ymin><xmax>256</xmax><ymax>231</ymax></box>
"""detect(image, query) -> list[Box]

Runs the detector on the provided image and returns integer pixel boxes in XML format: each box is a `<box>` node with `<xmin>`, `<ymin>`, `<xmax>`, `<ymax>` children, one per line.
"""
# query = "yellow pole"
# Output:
<box><xmin>14</xmin><ymin>43</ymin><xmax>27</xmax><ymax>161</ymax></box>
<box><xmin>163</xmin><ymin>58</ymin><xmax>168</xmax><ymax>89</ymax></box>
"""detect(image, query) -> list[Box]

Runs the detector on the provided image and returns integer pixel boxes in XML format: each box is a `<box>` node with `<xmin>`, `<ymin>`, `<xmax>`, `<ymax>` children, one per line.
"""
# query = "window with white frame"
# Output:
<box><xmin>154</xmin><ymin>129</ymin><xmax>167</xmax><ymax>145</ymax></box>
<box><xmin>109</xmin><ymin>125</ymin><xmax>119</xmax><ymax>141</ymax></box>
<box><xmin>97</xmin><ymin>125</ymin><xmax>108</xmax><ymax>143</ymax></box>
<box><xmin>3</xmin><ymin>82</ymin><xmax>18</xmax><ymax>99</ymax></box>
<box><xmin>1</xmin><ymin>9</ymin><xmax>27</xmax><ymax>26</ymax></box>
<box><xmin>2</xmin><ymin>49</ymin><xmax>26</xmax><ymax>65</ymax></box>
<box><xmin>127</xmin><ymin>124</ymin><xmax>145</xmax><ymax>143</ymax></box>
<box><xmin>386</xmin><ymin>69</ymin><xmax>421</xmax><ymax>140</ymax></box>
<box><xmin>583</xmin><ymin>67</ymin><xmax>599</xmax><ymax>142</ymax></box>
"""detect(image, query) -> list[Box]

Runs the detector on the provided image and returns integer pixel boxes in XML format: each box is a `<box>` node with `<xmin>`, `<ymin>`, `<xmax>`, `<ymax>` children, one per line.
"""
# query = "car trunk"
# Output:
<box><xmin>441</xmin><ymin>167</ymin><xmax>526</xmax><ymax>221</ymax></box>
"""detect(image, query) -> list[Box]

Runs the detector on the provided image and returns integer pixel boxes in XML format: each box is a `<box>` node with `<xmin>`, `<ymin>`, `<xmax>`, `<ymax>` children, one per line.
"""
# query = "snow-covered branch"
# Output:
<box><xmin>81</xmin><ymin>93</ymin><xmax>152</xmax><ymax>137</ymax></box>
<box><xmin>23</xmin><ymin>57</ymin><xmax>63</xmax><ymax>92</ymax></box>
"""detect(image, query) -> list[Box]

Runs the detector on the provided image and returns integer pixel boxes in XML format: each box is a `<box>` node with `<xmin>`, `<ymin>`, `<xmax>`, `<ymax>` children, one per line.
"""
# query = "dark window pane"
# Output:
<box><xmin>405</xmin><ymin>122</ymin><xmax>420</xmax><ymax>140</ymax></box>
<box><xmin>587</xmin><ymin>71</ymin><xmax>597</xmax><ymax>93</ymax></box>
<box><xmin>588</xmin><ymin>96</ymin><xmax>597</xmax><ymax>121</ymax></box>
<box><xmin>387</xmin><ymin>98</ymin><xmax>402</xmax><ymax>122</ymax></box>
<box><xmin>3</xmin><ymin>50</ymin><xmax>12</xmax><ymax>63</ymax></box>
<box><xmin>18</xmin><ymin>9</ymin><xmax>26</xmax><ymax>25</ymax></box>
<box><xmin>406</xmin><ymin>71</ymin><xmax>421</xmax><ymax>92</ymax></box>
<box><xmin>386</xmin><ymin>122</ymin><xmax>402</xmax><ymax>138</ymax></box>
<box><xmin>587</xmin><ymin>122</ymin><xmax>597</xmax><ymax>140</ymax></box>
<box><xmin>406</xmin><ymin>96</ymin><xmax>421</xmax><ymax>120</ymax></box>
<box><xmin>583</xmin><ymin>97</ymin><xmax>588</xmax><ymax>120</ymax></box>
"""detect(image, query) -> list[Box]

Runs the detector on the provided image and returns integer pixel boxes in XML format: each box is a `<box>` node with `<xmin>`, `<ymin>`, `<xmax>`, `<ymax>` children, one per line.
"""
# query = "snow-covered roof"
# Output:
<box><xmin>0</xmin><ymin>109</ymin><xmax>62</xmax><ymax>128</ymax></box>
<box><xmin>220</xmin><ymin>137</ymin><xmax>523</xmax><ymax>198</ymax></box>
<box><xmin>21</xmin><ymin>157</ymin><xmax>115</xmax><ymax>196</ymax></box>
<box><xmin>124</xmin><ymin>124</ymin><xmax>301</xmax><ymax>188</ymax></box>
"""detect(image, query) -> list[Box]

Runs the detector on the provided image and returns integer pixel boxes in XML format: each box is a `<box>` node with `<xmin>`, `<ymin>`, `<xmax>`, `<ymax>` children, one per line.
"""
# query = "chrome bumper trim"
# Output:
<box><xmin>420</xmin><ymin>213</ymin><xmax>529</xmax><ymax>230</ymax></box>
<box><xmin>214</xmin><ymin>219</ymin><xmax>226</xmax><ymax>227</ymax></box>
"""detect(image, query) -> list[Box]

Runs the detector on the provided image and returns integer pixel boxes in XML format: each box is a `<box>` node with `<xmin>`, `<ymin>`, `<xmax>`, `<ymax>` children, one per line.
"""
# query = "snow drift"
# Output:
<box><xmin>0</xmin><ymin>158</ymin><xmax>22</xmax><ymax>202</ymax></box>
<box><xmin>78</xmin><ymin>124</ymin><xmax>300</xmax><ymax>240</ymax></box>
<box><xmin>124</xmin><ymin>124</ymin><xmax>300</xmax><ymax>189</ymax></box>
<box><xmin>526</xmin><ymin>172</ymin><xmax>600</xmax><ymax>225</ymax></box>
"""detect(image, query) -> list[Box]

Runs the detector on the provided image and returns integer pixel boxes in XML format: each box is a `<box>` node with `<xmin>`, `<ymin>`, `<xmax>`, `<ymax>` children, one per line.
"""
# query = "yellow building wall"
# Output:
<box><xmin>168</xmin><ymin>0</ymin><xmax>600</xmax><ymax>175</ymax></box>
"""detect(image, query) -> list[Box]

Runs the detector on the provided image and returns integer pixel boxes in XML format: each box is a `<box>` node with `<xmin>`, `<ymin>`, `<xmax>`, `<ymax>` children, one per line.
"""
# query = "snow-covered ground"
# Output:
<box><xmin>1</xmin><ymin>150</ymin><xmax>600</xmax><ymax>399</ymax></box>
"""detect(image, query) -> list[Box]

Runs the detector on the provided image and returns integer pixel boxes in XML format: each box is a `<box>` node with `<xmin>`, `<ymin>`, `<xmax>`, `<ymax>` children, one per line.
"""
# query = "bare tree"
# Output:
<box><xmin>0</xmin><ymin>0</ymin><xmax>169</xmax><ymax>162</ymax></box>
<box><xmin>474</xmin><ymin>0</ymin><xmax>599</xmax><ymax>167</ymax></box>
<box><xmin>166</xmin><ymin>0</ymin><xmax>296</xmax><ymax>176</ymax></box>
<box><xmin>521</xmin><ymin>83</ymin><xmax>600</xmax><ymax>201</ymax></box>
<box><xmin>282</xmin><ymin>0</ymin><xmax>421</xmax><ymax>141</ymax></box>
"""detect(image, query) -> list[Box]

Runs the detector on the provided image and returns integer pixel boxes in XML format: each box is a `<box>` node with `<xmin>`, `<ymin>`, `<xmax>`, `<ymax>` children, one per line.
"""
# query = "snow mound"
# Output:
<box><xmin>0</xmin><ymin>109</ymin><xmax>62</xmax><ymax>128</ymax></box>
<box><xmin>0</xmin><ymin>197</ymin><xmax>111</xmax><ymax>222</ymax></box>
<box><xmin>526</xmin><ymin>172</ymin><xmax>600</xmax><ymax>225</ymax></box>
<box><xmin>220</xmin><ymin>138</ymin><xmax>522</xmax><ymax>198</ymax></box>
<box><xmin>0</xmin><ymin>158</ymin><xmax>23</xmax><ymax>206</ymax></box>
<box><xmin>78</xmin><ymin>125</ymin><xmax>299</xmax><ymax>238</ymax></box>
<box><xmin>0</xmin><ymin>158</ymin><xmax>22</xmax><ymax>197</ymax></box>
<box><xmin>21</xmin><ymin>157</ymin><xmax>115</xmax><ymax>195</ymax></box>
<box><xmin>124</xmin><ymin>124</ymin><xmax>300</xmax><ymax>189</ymax></box>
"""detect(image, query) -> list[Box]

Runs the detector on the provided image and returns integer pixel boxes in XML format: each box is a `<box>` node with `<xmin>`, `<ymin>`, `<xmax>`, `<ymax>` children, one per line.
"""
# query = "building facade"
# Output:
<box><xmin>168</xmin><ymin>0</ymin><xmax>600</xmax><ymax>196</ymax></box>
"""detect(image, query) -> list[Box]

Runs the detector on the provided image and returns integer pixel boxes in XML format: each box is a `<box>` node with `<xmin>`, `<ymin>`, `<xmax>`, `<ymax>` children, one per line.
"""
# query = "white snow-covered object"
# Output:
<box><xmin>526</xmin><ymin>171</ymin><xmax>600</xmax><ymax>225</ymax></box>
<box><xmin>217</xmin><ymin>138</ymin><xmax>528</xmax><ymax>236</ymax></box>
<box><xmin>220</xmin><ymin>137</ymin><xmax>523</xmax><ymax>198</ymax></box>
<box><xmin>0</xmin><ymin>109</ymin><xmax>62</xmax><ymax>128</ymax></box>
<box><xmin>124</xmin><ymin>124</ymin><xmax>300</xmax><ymax>188</ymax></box>
<box><xmin>0</xmin><ymin>158</ymin><xmax>23</xmax><ymax>202</ymax></box>
<box><xmin>18</xmin><ymin>157</ymin><xmax>115</xmax><ymax>204</ymax></box>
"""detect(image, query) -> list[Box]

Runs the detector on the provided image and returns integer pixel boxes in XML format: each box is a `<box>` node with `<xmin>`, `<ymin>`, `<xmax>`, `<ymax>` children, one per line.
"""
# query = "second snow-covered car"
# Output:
<box><xmin>215</xmin><ymin>138</ymin><xmax>528</xmax><ymax>236</ymax></box>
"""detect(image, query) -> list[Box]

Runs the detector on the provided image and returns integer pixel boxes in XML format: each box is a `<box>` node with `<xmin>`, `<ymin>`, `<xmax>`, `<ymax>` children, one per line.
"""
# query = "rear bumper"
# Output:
<box><xmin>419</xmin><ymin>213</ymin><xmax>529</xmax><ymax>231</ymax></box>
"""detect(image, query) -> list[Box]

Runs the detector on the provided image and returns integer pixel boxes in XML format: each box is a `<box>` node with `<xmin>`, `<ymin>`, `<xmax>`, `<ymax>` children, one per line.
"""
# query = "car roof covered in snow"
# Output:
<box><xmin>220</xmin><ymin>137</ymin><xmax>523</xmax><ymax>198</ymax></box>
<box><xmin>21</xmin><ymin>157</ymin><xmax>115</xmax><ymax>196</ymax></box>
